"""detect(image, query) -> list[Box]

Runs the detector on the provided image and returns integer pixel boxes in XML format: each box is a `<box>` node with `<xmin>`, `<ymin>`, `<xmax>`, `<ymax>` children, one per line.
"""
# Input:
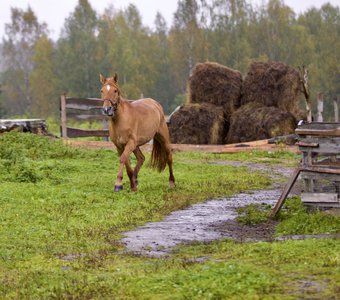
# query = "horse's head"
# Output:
<box><xmin>100</xmin><ymin>73</ymin><xmax>121</xmax><ymax>117</ymax></box>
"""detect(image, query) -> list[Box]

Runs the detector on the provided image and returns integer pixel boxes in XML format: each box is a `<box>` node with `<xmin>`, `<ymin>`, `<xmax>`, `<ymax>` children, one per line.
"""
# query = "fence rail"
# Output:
<box><xmin>60</xmin><ymin>94</ymin><xmax>109</xmax><ymax>138</ymax></box>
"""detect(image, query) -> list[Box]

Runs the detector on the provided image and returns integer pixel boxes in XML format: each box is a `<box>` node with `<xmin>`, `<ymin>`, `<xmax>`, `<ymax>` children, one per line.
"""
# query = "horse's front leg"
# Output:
<box><xmin>114</xmin><ymin>141</ymin><xmax>136</xmax><ymax>192</ymax></box>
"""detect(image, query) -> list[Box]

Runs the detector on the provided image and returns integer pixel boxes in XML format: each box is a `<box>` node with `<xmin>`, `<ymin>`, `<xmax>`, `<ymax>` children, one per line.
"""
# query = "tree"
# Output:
<box><xmin>56</xmin><ymin>0</ymin><xmax>100</xmax><ymax>98</ymax></box>
<box><xmin>98</xmin><ymin>4</ymin><xmax>158</xmax><ymax>100</ymax></box>
<box><xmin>207</xmin><ymin>0</ymin><xmax>252</xmax><ymax>72</ymax></box>
<box><xmin>296</xmin><ymin>4</ymin><xmax>340</xmax><ymax>120</ymax></box>
<box><xmin>169</xmin><ymin>0</ymin><xmax>207</xmax><ymax>93</ymax></box>
<box><xmin>148</xmin><ymin>12</ymin><xmax>177</xmax><ymax>113</ymax></box>
<box><xmin>2</xmin><ymin>6</ymin><xmax>48</xmax><ymax>115</ymax></box>
<box><xmin>30</xmin><ymin>35</ymin><xmax>61</xmax><ymax>117</ymax></box>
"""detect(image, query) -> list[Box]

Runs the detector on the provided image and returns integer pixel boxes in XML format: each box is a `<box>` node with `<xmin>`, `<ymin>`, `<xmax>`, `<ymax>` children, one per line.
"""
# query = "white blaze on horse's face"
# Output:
<box><xmin>102</xmin><ymin>82</ymin><xmax>119</xmax><ymax>117</ymax></box>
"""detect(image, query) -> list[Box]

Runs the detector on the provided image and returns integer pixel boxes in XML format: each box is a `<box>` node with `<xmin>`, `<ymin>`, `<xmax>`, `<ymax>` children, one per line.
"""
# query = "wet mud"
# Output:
<box><xmin>122</xmin><ymin>189</ymin><xmax>282</xmax><ymax>256</ymax></box>
<box><xmin>122</xmin><ymin>161</ymin><xmax>298</xmax><ymax>255</ymax></box>
<box><xmin>122</xmin><ymin>161</ymin><xmax>339</xmax><ymax>256</ymax></box>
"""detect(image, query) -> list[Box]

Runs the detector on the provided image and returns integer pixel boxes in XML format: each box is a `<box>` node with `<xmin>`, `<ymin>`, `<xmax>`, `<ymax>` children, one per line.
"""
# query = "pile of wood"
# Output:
<box><xmin>0</xmin><ymin>119</ymin><xmax>49</xmax><ymax>135</ymax></box>
<box><xmin>169</xmin><ymin>61</ymin><xmax>304</xmax><ymax>145</ymax></box>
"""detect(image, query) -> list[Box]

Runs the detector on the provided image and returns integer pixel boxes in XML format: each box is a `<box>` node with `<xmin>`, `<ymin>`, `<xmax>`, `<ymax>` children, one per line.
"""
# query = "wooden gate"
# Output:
<box><xmin>60</xmin><ymin>94</ymin><xmax>109</xmax><ymax>138</ymax></box>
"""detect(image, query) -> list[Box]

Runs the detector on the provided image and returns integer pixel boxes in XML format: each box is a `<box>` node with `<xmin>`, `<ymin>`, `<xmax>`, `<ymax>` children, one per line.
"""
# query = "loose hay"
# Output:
<box><xmin>168</xmin><ymin>103</ymin><xmax>226</xmax><ymax>144</ymax></box>
<box><xmin>240</xmin><ymin>61</ymin><xmax>304</xmax><ymax>119</ymax></box>
<box><xmin>226</xmin><ymin>102</ymin><xmax>297</xmax><ymax>144</ymax></box>
<box><xmin>188</xmin><ymin>62</ymin><xmax>242</xmax><ymax>118</ymax></box>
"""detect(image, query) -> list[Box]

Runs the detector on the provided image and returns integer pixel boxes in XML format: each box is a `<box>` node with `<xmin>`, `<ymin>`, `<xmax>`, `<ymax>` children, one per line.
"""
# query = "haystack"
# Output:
<box><xmin>188</xmin><ymin>62</ymin><xmax>242</xmax><ymax>118</ymax></box>
<box><xmin>168</xmin><ymin>103</ymin><xmax>226</xmax><ymax>144</ymax></box>
<box><xmin>240</xmin><ymin>61</ymin><xmax>304</xmax><ymax>119</ymax></box>
<box><xmin>226</xmin><ymin>102</ymin><xmax>297</xmax><ymax>144</ymax></box>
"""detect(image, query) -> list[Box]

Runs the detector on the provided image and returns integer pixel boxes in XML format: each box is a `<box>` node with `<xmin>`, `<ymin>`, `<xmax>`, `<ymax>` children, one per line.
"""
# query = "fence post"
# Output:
<box><xmin>317</xmin><ymin>93</ymin><xmax>324</xmax><ymax>122</ymax></box>
<box><xmin>334</xmin><ymin>96</ymin><xmax>339</xmax><ymax>123</ymax></box>
<box><xmin>60</xmin><ymin>94</ymin><xmax>67</xmax><ymax>137</ymax></box>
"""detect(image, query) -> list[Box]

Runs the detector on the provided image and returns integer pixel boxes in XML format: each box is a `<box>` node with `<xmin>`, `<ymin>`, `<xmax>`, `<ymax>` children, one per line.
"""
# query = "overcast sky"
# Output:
<box><xmin>0</xmin><ymin>0</ymin><xmax>339</xmax><ymax>40</ymax></box>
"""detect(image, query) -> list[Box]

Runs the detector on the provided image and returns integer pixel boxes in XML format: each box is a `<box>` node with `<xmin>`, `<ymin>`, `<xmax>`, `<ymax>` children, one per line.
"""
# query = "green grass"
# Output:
<box><xmin>0</xmin><ymin>132</ymin><xmax>339</xmax><ymax>299</ymax></box>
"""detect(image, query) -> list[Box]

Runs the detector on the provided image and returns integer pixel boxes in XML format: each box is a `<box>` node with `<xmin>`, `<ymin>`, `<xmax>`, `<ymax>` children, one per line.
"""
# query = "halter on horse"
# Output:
<box><xmin>100</xmin><ymin>73</ymin><xmax>175</xmax><ymax>192</ymax></box>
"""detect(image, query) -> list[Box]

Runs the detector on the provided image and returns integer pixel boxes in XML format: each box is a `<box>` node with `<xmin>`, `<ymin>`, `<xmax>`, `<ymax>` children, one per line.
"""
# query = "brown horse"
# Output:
<box><xmin>100</xmin><ymin>73</ymin><xmax>175</xmax><ymax>192</ymax></box>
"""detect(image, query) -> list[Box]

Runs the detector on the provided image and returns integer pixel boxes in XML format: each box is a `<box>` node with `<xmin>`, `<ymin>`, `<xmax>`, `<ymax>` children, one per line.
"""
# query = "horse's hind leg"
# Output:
<box><xmin>133</xmin><ymin>147</ymin><xmax>145</xmax><ymax>186</ymax></box>
<box><xmin>158</xmin><ymin>123</ymin><xmax>175</xmax><ymax>188</ymax></box>
<box><xmin>166</xmin><ymin>148</ymin><xmax>175</xmax><ymax>188</ymax></box>
<box><xmin>125</xmin><ymin>159</ymin><xmax>137</xmax><ymax>192</ymax></box>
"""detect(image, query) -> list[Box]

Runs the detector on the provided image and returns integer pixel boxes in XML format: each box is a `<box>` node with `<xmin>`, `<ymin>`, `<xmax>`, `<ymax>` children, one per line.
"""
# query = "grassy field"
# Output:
<box><xmin>0</xmin><ymin>132</ymin><xmax>339</xmax><ymax>299</ymax></box>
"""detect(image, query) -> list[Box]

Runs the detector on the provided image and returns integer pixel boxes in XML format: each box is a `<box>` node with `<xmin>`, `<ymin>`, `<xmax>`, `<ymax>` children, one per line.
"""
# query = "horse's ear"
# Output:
<box><xmin>99</xmin><ymin>74</ymin><xmax>106</xmax><ymax>85</ymax></box>
<box><xmin>113</xmin><ymin>73</ymin><xmax>118</xmax><ymax>83</ymax></box>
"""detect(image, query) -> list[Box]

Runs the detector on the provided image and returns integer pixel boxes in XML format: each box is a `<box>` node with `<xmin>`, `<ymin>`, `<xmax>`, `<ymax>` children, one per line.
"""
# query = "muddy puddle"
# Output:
<box><xmin>122</xmin><ymin>189</ymin><xmax>282</xmax><ymax>256</ymax></box>
<box><xmin>121</xmin><ymin>162</ymin><xmax>338</xmax><ymax>257</ymax></box>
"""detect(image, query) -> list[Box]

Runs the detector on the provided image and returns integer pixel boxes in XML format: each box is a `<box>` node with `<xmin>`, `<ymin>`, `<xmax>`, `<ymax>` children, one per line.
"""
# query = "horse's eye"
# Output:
<box><xmin>114</xmin><ymin>90</ymin><xmax>117</xmax><ymax>93</ymax></box>
<box><xmin>100</xmin><ymin>89</ymin><xmax>103</xmax><ymax>93</ymax></box>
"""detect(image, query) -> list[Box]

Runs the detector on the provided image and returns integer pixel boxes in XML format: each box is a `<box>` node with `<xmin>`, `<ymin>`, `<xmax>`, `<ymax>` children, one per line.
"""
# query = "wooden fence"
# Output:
<box><xmin>60</xmin><ymin>94</ymin><xmax>109</xmax><ymax>138</ymax></box>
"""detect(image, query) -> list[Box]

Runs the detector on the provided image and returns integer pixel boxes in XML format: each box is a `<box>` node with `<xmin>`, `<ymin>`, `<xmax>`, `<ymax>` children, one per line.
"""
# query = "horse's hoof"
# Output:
<box><xmin>114</xmin><ymin>185</ymin><xmax>123</xmax><ymax>192</ymax></box>
<box><xmin>169</xmin><ymin>181</ymin><xmax>176</xmax><ymax>189</ymax></box>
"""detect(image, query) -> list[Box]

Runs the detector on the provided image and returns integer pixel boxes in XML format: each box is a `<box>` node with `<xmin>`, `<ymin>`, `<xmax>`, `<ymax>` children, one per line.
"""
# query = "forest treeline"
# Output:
<box><xmin>0</xmin><ymin>0</ymin><xmax>339</xmax><ymax>120</ymax></box>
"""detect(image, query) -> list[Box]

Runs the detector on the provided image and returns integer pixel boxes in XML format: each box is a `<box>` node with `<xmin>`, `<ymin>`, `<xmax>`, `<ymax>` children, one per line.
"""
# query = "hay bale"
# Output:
<box><xmin>188</xmin><ymin>62</ymin><xmax>242</xmax><ymax>118</ymax></box>
<box><xmin>226</xmin><ymin>102</ymin><xmax>297</xmax><ymax>144</ymax></box>
<box><xmin>168</xmin><ymin>103</ymin><xmax>226</xmax><ymax>144</ymax></box>
<box><xmin>240</xmin><ymin>61</ymin><xmax>304</xmax><ymax>119</ymax></box>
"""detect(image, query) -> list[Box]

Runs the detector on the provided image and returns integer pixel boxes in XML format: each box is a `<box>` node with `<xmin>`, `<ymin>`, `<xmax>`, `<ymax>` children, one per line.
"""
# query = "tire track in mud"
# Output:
<box><xmin>122</xmin><ymin>163</ymin><xmax>298</xmax><ymax>256</ymax></box>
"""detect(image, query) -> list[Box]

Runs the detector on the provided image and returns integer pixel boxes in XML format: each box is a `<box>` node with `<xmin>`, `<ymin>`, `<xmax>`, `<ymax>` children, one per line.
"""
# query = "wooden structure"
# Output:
<box><xmin>0</xmin><ymin>119</ymin><xmax>48</xmax><ymax>134</ymax></box>
<box><xmin>60</xmin><ymin>94</ymin><xmax>109</xmax><ymax>138</ymax></box>
<box><xmin>272</xmin><ymin>122</ymin><xmax>340</xmax><ymax>216</ymax></box>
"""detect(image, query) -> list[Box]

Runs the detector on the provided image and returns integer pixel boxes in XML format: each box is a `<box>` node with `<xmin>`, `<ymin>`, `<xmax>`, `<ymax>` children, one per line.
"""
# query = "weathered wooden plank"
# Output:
<box><xmin>303</xmin><ymin>202</ymin><xmax>340</xmax><ymax>208</ymax></box>
<box><xmin>297</xmin><ymin>122</ymin><xmax>340</xmax><ymax>130</ymax></box>
<box><xmin>301</xmin><ymin>193</ymin><xmax>339</xmax><ymax>203</ymax></box>
<box><xmin>301</xmin><ymin>172</ymin><xmax>340</xmax><ymax>182</ymax></box>
<box><xmin>297</xmin><ymin>136</ymin><xmax>340</xmax><ymax>154</ymax></box>
<box><xmin>296</xmin><ymin>141</ymin><xmax>319</xmax><ymax>147</ymax></box>
<box><xmin>65</xmin><ymin>103</ymin><xmax>103</xmax><ymax>110</ymax></box>
<box><xmin>271</xmin><ymin>168</ymin><xmax>301</xmax><ymax>217</ymax></box>
<box><xmin>65</xmin><ymin>127</ymin><xmax>109</xmax><ymax>138</ymax></box>
<box><xmin>66</xmin><ymin>114</ymin><xmax>108</xmax><ymax>121</ymax></box>
<box><xmin>295</xmin><ymin>128</ymin><xmax>340</xmax><ymax>136</ymax></box>
<box><xmin>65</xmin><ymin>98</ymin><xmax>103</xmax><ymax>110</ymax></box>
<box><xmin>0</xmin><ymin>119</ymin><xmax>47</xmax><ymax>134</ymax></box>
<box><xmin>0</xmin><ymin>119</ymin><xmax>45</xmax><ymax>127</ymax></box>
<box><xmin>303</xmin><ymin>166</ymin><xmax>340</xmax><ymax>175</ymax></box>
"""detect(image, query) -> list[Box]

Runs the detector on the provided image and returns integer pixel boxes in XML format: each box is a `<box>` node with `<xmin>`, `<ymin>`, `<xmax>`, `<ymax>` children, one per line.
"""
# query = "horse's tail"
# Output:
<box><xmin>150</xmin><ymin>134</ymin><xmax>168</xmax><ymax>172</ymax></box>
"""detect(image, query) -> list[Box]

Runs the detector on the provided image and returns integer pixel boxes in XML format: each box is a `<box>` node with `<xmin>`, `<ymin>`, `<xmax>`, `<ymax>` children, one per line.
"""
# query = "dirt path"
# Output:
<box><xmin>121</xmin><ymin>163</ymin><xmax>299</xmax><ymax>256</ymax></box>
<box><xmin>64</xmin><ymin>139</ymin><xmax>299</xmax><ymax>154</ymax></box>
